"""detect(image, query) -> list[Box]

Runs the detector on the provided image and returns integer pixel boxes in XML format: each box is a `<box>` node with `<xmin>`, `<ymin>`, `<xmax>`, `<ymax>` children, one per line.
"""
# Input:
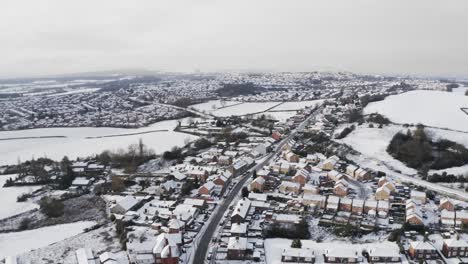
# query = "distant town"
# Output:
<box><xmin>1</xmin><ymin>71</ymin><xmax>468</xmax><ymax>264</ymax></box>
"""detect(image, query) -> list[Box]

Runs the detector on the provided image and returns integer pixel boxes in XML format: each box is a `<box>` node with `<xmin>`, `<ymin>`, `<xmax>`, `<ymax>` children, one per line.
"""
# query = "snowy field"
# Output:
<box><xmin>17</xmin><ymin>224</ymin><xmax>122</xmax><ymax>264</ymax></box>
<box><xmin>426</xmin><ymin>127</ymin><xmax>468</xmax><ymax>147</ymax></box>
<box><xmin>336</xmin><ymin>125</ymin><xmax>418</xmax><ymax>175</ymax></box>
<box><xmin>364</xmin><ymin>90</ymin><xmax>468</xmax><ymax>132</ymax></box>
<box><xmin>190</xmin><ymin>100</ymin><xmax>240</xmax><ymax>113</ymax></box>
<box><xmin>264</xmin><ymin>238</ymin><xmax>402</xmax><ymax>264</ymax></box>
<box><xmin>0</xmin><ymin>221</ymin><xmax>96</xmax><ymax>259</ymax></box>
<box><xmin>0</xmin><ymin>119</ymin><xmax>198</xmax><ymax>166</ymax></box>
<box><xmin>0</xmin><ymin>174</ymin><xmax>42</xmax><ymax>220</ymax></box>
<box><xmin>269</xmin><ymin>99</ymin><xmax>325</xmax><ymax>111</ymax></box>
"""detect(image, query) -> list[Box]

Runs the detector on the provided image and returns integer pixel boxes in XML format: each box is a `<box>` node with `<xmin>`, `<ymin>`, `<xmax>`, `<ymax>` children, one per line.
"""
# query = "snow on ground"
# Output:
<box><xmin>425</xmin><ymin>127</ymin><xmax>468</xmax><ymax>147</ymax></box>
<box><xmin>190</xmin><ymin>100</ymin><xmax>239</xmax><ymax>113</ymax></box>
<box><xmin>429</xmin><ymin>164</ymin><xmax>468</xmax><ymax>177</ymax></box>
<box><xmin>0</xmin><ymin>221</ymin><xmax>96</xmax><ymax>259</ymax></box>
<box><xmin>336</xmin><ymin>125</ymin><xmax>418</xmax><ymax>175</ymax></box>
<box><xmin>364</xmin><ymin>90</ymin><xmax>468</xmax><ymax>132</ymax></box>
<box><xmin>264</xmin><ymin>238</ymin><xmax>402</xmax><ymax>264</ymax></box>
<box><xmin>17</xmin><ymin>224</ymin><xmax>122</xmax><ymax>264</ymax></box>
<box><xmin>269</xmin><ymin>99</ymin><xmax>325</xmax><ymax>111</ymax></box>
<box><xmin>0</xmin><ymin>174</ymin><xmax>42</xmax><ymax>220</ymax></box>
<box><xmin>350</xmin><ymin>154</ymin><xmax>468</xmax><ymax>201</ymax></box>
<box><xmin>0</xmin><ymin>119</ymin><xmax>198</xmax><ymax>166</ymax></box>
<box><xmin>211</xmin><ymin>102</ymin><xmax>280</xmax><ymax>117</ymax></box>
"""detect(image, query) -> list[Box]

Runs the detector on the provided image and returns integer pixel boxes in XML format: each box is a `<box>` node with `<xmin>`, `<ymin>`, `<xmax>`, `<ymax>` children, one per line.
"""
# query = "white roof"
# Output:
<box><xmin>326</xmin><ymin>247</ymin><xmax>358</xmax><ymax>258</ymax></box>
<box><xmin>72</xmin><ymin>177</ymin><xmax>91</xmax><ymax>186</ymax></box>
<box><xmin>76</xmin><ymin>248</ymin><xmax>95</xmax><ymax>264</ymax></box>
<box><xmin>252</xmin><ymin>176</ymin><xmax>265</xmax><ymax>185</ymax></box>
<box><xmin>368</xmin><ymin>244</ymin><xmax>400</xmax><ymax>257</ymax></box>
<box><xmin>282</xmin><ymin>248</ymin><xmax>314</xmax><ymax>258</ymax></box>
<box><xmin>411</xmin><ymin>190</ymin><xmax>426</xmax><ymax>199</ymax></box>
<box><xmin>444</xmin><ymin>238</ymin><xmax>468</xmax><ymax>248</ymax></box>
<box><xmin>248</xmin><ymin>192</ymin><xmax>268</xmax><ymax>202</ymax></box>
<box><xmin>228</xmin><ymin>237</ymin><xmax>248</xmax><ymax>250</ymax></box>
<box><xmin>114</xmin><ymin>196</ymin><xmax>139</xmax><ymax>212</ymax></box>
<box><xmin>232</xmin><ymin>198</ymin><xmax>251</xmax><ymax>219</ymax></box>
<box><xmin>230</xmin><ymin>223</ymin><xmax>247</xmax><ymax>234</ymax></box>
<box><xmin>410</xmin><ymin>241</ymin><xmax>434</xmax><ymax>251</ymax></box>
<box><xmin>183</xmin><ymin>198</ymin><xmax>205</xmax><ymax>207</ymax></box>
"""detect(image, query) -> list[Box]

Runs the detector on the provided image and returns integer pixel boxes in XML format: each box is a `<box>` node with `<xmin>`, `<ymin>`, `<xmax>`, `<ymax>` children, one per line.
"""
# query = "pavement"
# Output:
<box><xmin>191</xmin><ymin>107</ymin><xmax>322</xmax><ymax>264</ymax></box>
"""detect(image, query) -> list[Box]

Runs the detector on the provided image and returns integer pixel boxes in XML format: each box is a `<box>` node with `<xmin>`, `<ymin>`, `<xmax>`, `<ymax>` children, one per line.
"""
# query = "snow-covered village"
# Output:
<box><xmin>1</xmin><ymin>70</ymin><xmax>468</xmax><ymax>264</ymax></box>
<box><xmin>1</xmin><ymin>1</ymin><xmax>468</xmax><ymax>264</ymax></box>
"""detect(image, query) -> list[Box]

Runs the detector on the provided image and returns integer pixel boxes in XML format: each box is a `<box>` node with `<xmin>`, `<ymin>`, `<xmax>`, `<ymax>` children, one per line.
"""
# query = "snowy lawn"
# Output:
<box><xmin>0</xmin><ymin>119</ymin><xmax>198</xmax><ymax>166</ymax></box>
<box><xmin>336</xmin><ymin>124</ymin><xmax>418</xmax><ymax>175</ymax></box>
<box><xmin>0</xmin><ymin>221</ymin><xmax>96</xmax><ymax>259</ymax></box>
<box><xmin>0</xmin><ymin>174</ymin><xmax>42</xmax><ymax>220</ymax></box>
<box><xmin>364</xmin><ymin>90</ymin><xmax>468</xmax><ymax>132</ymax></box>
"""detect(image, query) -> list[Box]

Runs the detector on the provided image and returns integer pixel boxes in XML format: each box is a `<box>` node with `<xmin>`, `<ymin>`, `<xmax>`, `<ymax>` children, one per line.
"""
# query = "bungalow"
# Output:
<box><xmin>281</xmin><ymin>248</ymin><xmax>315</xmax><ymax>263</ymax></box>
<box><xmin>442</xmin><ymin>237</ymin><xmax>468</xmax><ymax>258</ymax></box>
<box><xmin>408</xmin><ymin>241</ymin><xmax>437</xmax><ymax>260</ymax></box>
<box><xmin>111</xmin><ymin>196</ymin><xmax>141</xmax><ymax>215</ymax></box>
<box><xmin>368</xmin><ymin>245</ymin><xmax>401</xmax><ymax>263</ymax></box>
<box><xmin>324</xmin><ymin>247</ymin><xmax>359</xmax><ymax>263</ymax></box>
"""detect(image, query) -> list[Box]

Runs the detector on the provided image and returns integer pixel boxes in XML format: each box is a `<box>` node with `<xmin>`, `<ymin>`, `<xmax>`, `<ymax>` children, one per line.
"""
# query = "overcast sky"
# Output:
<box><xmin>1</xmin><ymin>0</ymin><xmax>467</xmax><ymax>78</ymax></box>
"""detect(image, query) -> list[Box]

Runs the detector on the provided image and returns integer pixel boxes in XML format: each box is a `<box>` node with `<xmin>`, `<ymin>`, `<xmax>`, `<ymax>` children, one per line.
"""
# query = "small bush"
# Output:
<box><xmin>39</xmin><ymin>197</ymin><xmax>64</xmax><ymax>218</ymax></box>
